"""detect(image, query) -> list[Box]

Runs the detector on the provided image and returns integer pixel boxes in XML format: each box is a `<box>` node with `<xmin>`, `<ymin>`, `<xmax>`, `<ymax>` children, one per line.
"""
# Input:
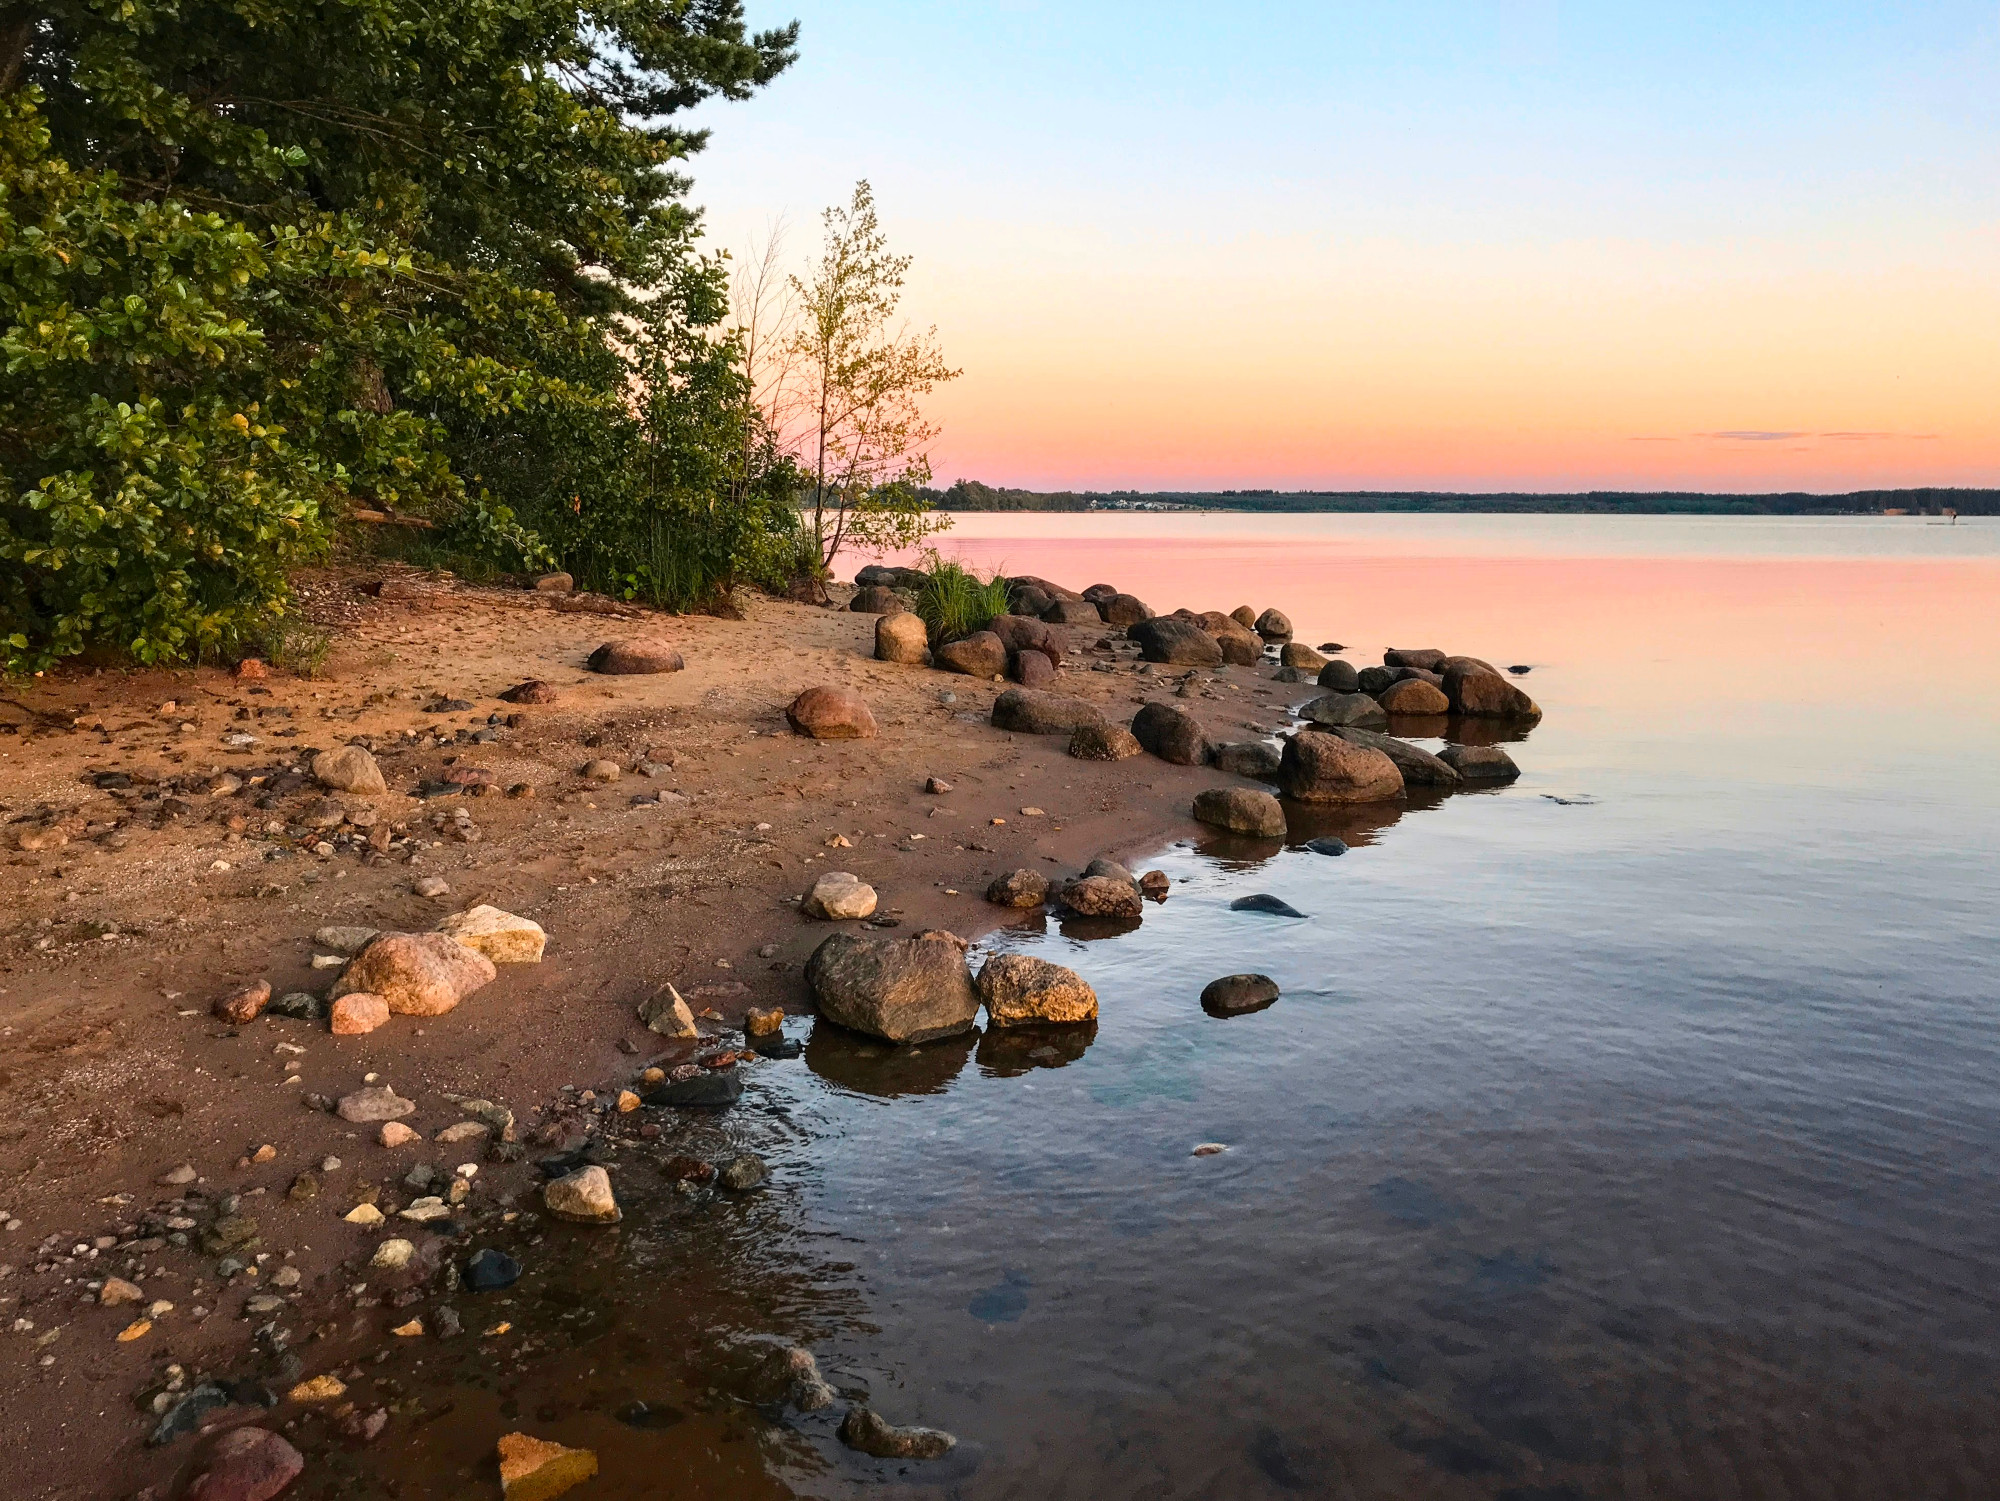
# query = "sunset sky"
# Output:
<box><xmin>688</xmin><ymin>2</ymin><xmax>2000</xmax><ymax>493</ymax></box>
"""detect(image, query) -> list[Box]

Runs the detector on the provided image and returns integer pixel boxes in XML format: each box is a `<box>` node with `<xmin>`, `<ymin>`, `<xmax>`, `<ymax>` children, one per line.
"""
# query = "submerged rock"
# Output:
<box><xmin>1056</xmin><ymin>875</ymin><xmax>1144</xmax><ymax>919</ymax></box>
<box><xmin>1304</xmin><ymin>836</ymin><xmax>1349</xmax><ymax>856</ymax></box>
<box><xmin>1439</xmin><ymin>743</ymin><xmax>1522</xmax><ymax>781</ymax></box>
<box><xmin>543</xmin><ymin>1166</ymin><xmax>620</xmax><ymax>1224</ymax></box>
<box><xmin>642</xmin><ymin>1070</ymin><xmax>745</xmax><ymax>1108</ymax></box>
<box><xmin>838</xmin><ymin>1406</ymin><xmax>957</xmax><ymax>1460</ymax></box>
<box><xmin>1278</xmin><ymin>730</ymin><xmax>1405</xmax><ymax>804</ymax></box>
<box><xmin>766</xmin><ymin>1346</ymin><xmax>837</xmax><ymax>1411</ymax></box>
<box><xmin>1201</xmin><ymin>973</ymin><xmax>1281</xmax><ymax>1017</ymax></box>
<box><xmin>1229</xmin><ymin>893</ymin><xmax>1307</xmax><ymax>918</ymax></box>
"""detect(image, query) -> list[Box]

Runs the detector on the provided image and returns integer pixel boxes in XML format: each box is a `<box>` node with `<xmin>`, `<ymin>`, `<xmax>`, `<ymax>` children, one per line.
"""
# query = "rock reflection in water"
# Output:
<box><xmin>976</xmin><ymin>1022</ymin><xmax>1096</xmax><ymax>1077</ymax></box>
<box><xmin>804</xmin><ymin>1020</ymin><xmax>978</xmax><ymax>1098</ymax></box>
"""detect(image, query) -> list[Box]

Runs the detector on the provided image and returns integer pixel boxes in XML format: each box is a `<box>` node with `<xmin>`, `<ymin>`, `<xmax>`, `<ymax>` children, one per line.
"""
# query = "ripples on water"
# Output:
<box><xmin>351</xmin><ymin>519</ymin><xmax>2000</xmax><ymax>1499</ymax></box>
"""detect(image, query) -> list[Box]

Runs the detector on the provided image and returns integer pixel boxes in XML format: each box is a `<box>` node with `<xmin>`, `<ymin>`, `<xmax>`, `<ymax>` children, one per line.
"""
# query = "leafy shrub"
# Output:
<box><xmin>911</xmin><ymin>552</ymin><xmax>1010</xmax><ymax>645</ymax></box>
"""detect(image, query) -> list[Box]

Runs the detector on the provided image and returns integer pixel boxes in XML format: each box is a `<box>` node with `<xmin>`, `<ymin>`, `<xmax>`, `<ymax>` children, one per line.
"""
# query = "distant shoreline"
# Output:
<box><xmin>924</xmin><ymin>482</ymin><xmax>1997</xmax><ymax>518</ymax></box>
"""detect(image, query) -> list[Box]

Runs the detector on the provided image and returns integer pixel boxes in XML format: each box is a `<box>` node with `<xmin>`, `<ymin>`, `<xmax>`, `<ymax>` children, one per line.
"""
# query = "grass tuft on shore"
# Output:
<box><xmin>912</xmin><ymin>552</ymin><xmax>1010</xmax><ymax>644</ymax></box>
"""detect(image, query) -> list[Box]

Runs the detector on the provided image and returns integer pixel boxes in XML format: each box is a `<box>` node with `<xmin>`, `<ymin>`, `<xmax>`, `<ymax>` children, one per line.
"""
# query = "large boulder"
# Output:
<box><xmin>934</xmin><ymin>631</ymin><xmax>1007</xmax><ymax>678</ymax></box>
<box><xmin>1128</xmin><ymin>617</ymin><xmax>1219</xmax><ymax>666</ymax></box>
<box><xmin>1327</xmin><ymin>727</ymin><xmax>1462</xmax><ymax>787</ymax></box>
<box><xmin>856</xmin><ymin>564</ymin><xmax>929</xmax><ymax>589</ymax></box>
<box><xmin>1315</xmin><ymin>659</ymin><xmax>1360</xmax><ymax>692</ymax></box>
<box><xmin>1214</xmin><ymin>630</ymin><xmax>1263</xmax><ymax>666</ymax></box>
<box><xmin>1008</xmin><ymin>649</ymin><xmax>1056</xmax><ymax>687</ymax></box>
<box><xmin>1438</xmin><ymin>654</ymin><xmax>1501</xmax><ymax>677</ymax></box>
<box><xmin>1131</xmin><ymin>701</ymin><xmax>1209</xmax><ymax>765</ymax></box>
<box><xmin>806</xmin><ymin>930</ymin><xmax>980</xmax><ymax>1044</ymax></box>
<box><xmin>1298</xmin><ymin>692</ymin><xmax>1388</xmax><ymax>730</ymax></box>
<box><xmin>804</xmin><ymin>871</ymin><xmax>878</xmax><ymax>920</ymax></box>
<box><xmin>1006</xmin><ymin>573</ymin><xmax>1083</xmax><ymax>602</ymax></box>
<box><xmin>544</xmin><ymin>1165</ymin><xmax>621</xmax><ymax>1224</ymax></box>
<box><xmin>986</xmin><ymin>614</ymin><xmax>1064</xmax><ymax>666</ymax></box>
<box><xmin>1377</xmin><ymin>677</ymin><xmax>1451</xmax><ymax>715</ymax></box>
<box><xmin>1356</xmin><ymin>665</ymin><xmax>1401</xmax><ymax>696</ymax></box>
<box><xmin>1009</xmin><ymin>584</ymin><xmax>1055</xmax><ymax>618</ymax></box>
<box><xmin>1384</xmin><ymin>647</ymin><xmax>1448</xmax><ymax>670</ymax></box>
<box><xmin>1042</xmin><ymin>597</ymin><xmax>1103</xmax><ymax>626</ymax></box>
<box><xmin>1229</xmin><ymin>605</ymin><xmax>1258</xmax><ymax>630</ymax></box>
<box><xmin>1081</xmin><ymin>583</ymin><xmax>1120</xmax><ymax>606</ymax></box>
<box><xmin>435</xmin><ymin>905</ymin><xmax>546</xmax><ymax>963</ymax></box>
<box><xmin>875</xmin><ymin>611</ymin><xmax>929</xmax><ymax>665</ymax></box>
<box><xmin>312</xmin><ymin>745</ymin><xmax>386</xmax><ymax>795</ymax></box>
<box><xmin>1200</xmin><ymin>973</ymin><xmax>1280</xmax><ymax>1017</ymax></box>
<box><xmin>1100</xmin><ymin>593</ymin><xmax>1153</xmax><ymax>628</ymax></box>
<box><xmin>1211</xmin><ymin>740</ymin><xmax>1282</xmax><ymax>779</ymax></box>
<box><xmin>991</xmin><ymin>688</ymin><xmax>1104</xmax><ymax>736</ymax></box>
<box><xmin>588</xmin><ymin>639</ymin><xmax>685</xmax><ymax>675</ymax></box>
<box><xmin>1068</xmin><ymin>721</ymin><xmax>1143</xmax><ymax>760</ymax></box>
<box><xmin>986</xmin><ymin>869</ymin><xmax>1050</xmax><ymax>908</ymax></box>
<box><xmin>1278</xmin><ymin>730</ymin><xmax>1406</xmax><ymax>803</ymax></box>
<box><xmin>1057</xmin><ymin>875</ymin><xmax>1144</xmax><ymax>919</ymax></box>
<box><xmin>1439</xmin><ymin>743</ymin><xmax>1522</xmax><ymax>781</ymax></box>
<box><xmin>1254</xmin><ymin>608</ymin><xmax>1292</xmax><ymax>640</ymax></box>
<box><xmin>332</xmin><ymin>931</ymin><xmax>496</xmax><ymax>1016</ymax></box>
<box><xmin>184</xmin><ymin>1427</ymin><xmax>304</xmax><ymax>1501</ymax></box>
<box><xmin>848</xmin><ymin>585</ymin><xmax>904</xmax><ymax>614</ymax></box>
<box><xmin>976</xmin><ymin>954</ymin><xmax>1098</xmax><ymax>1027</ymax></box>
<box><xmin>1444</xmin><ymin>667</ymin><xmax>1542</xmax><ymax>721</ymax></box>
<box><xmin>786</xmin><ymin>686</ymin><xmax>878</xmax><ymax>739</ymax></box>
<box><xmin>1279</xmin><ymin>642</ymin><xmax>1327</xmax><ymax>672</ymax></box>
<box><xmin>1192</xmin><ymin>786</ymin><xmax>1286</xmax><ymax>837</ymax></box>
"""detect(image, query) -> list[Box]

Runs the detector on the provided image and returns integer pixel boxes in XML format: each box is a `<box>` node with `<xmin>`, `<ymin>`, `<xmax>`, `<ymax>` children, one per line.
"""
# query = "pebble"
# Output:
<box><xmin>343</xmin><ymin>1204</ymin><xmax>386</xmax><ymax>1227</ymax></box>
<box><xmin>288</xmin><ymin>1374</ymin><xmax>347</xmax><ymax>1403</ymax></box>
<box><xmin>378</xmin><ymin>1122</ymin><xmax>420</xmax><ymax>1148</ymax></box>
<box><xmin>465</xmin><ymin>1248</ymin><xmax>521</xmax><ymax>1292</ymax></box>
<box><xmin>413</xmin><ymin>876</ymin><xmax>451</xmax><ymax>898</ymax></box>
<box><xmin>100</xmin><ymin>1276</ymin><xmax>144</xmax><ymax>1306</ymax></box>
<box><xmin>370</xmin><ymin>1239</ymin><xmax>415</xmax><ymax>1270</ymax></box>
<box><xmin>336</xmin><ymin>1085</ymin><xmax>416</xmax><ymax>1123</ymax></box>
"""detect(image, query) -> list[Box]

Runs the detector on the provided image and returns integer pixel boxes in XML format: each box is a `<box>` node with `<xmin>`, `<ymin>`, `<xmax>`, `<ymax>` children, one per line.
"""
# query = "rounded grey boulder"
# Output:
<box><xmin>805</xmin><ymin>930</ymin><xmax>980</xmax><ymax>1044</ymax></box>
<box><xmin>1192</xmin><ymin>786</ymin><xmax>1287</xmax><ymax>838</ymax></box>
<box><xmin>1201</xmin><ymin>973</ymin><xmax>1280</xmax><ymax>1017</ymax></box>
<box><xmin>1438</xmin><ymin>743</ymin><xmax>1522</xmax><ymax>781</ymax></box>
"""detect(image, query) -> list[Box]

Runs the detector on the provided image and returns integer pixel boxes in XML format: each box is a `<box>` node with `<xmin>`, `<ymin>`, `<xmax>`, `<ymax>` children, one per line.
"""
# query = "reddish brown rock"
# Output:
<box><xmin>785</xmin><ymin>686</ymin><xmax>878</xmax><ymax>740</ymax></box>
<box><xmin>1058</xmin><ymin>875</ymin><xmax>1144</xmax><ymax>919</ymax></box>
<box><xmin>500</xmin><ymin>680</ymin><xmax>558</xmax><ymax>705</ymax></box>
<box><xmin>933</xmin><ymin>631</ymin><xmax>1007</xmax><ymax>677</ymax></box>
<box><xmin>184</xmin><ymin>1428</ymin><xmax>304</xmax><ymax>1501</ymax></box>
<box><xmin>1277</xmin><ymin>729</ymin><xmax>1406</xmax><ymax>803</ymax></box>
<box><xmin>1377</xmin><ymin>677</ymin><xmax>1451</xmax><ymax>715</ymax></box>
<box><xmin>1444</xmin><ymin>666</ymin><xmax>1542</xmax><ymax>721</ymax></box>
<box><xmin>587</xmin><ymin>639</ymin><xmax>685</xmax><ymax>675</ymax></box>
<box><xmin>213</xmin><ymin>981</ymin><xmax>272</xmax><ymax>1025</ymax></box>
<box><xmin>329</xmin><ymin>992</ymin><xmax>390</xmax><ymax>1036</ymax></box>
<box><xmin>331</xmin><ymin>932</ymin><xmax>496</xmax><ymax>1017</ymax></box>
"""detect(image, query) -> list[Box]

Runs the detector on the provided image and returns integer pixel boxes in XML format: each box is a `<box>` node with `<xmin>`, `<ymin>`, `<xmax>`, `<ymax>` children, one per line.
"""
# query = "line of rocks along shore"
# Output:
<box><xmin>2</xmin><ymin>561</ymin><xmax>1543</xmax><ymax>1500</ymax></box>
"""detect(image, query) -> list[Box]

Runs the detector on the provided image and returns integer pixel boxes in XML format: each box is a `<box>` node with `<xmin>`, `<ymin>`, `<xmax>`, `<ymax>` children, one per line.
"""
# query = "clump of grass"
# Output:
<box><xmin>261</xmin><ymin>617</ymin><xmax>333</xmax><ymax>679</ymax></box>
<box><xmin>911</xmin><ymin>551</ymin><xmax>1010</xmax><ymax>645</ymax></box>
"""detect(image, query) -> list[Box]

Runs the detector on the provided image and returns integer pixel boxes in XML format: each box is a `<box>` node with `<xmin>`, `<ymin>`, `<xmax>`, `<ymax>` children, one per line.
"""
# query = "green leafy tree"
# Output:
<box><xmin>784</xmin><ymin>180</ymin><xmax>959</xmax><ymax>577</ymax></box>
<box><xmin>1</xmin><ymin>0</ymin><xmax>796</xmax><ymax>671</ymax></box>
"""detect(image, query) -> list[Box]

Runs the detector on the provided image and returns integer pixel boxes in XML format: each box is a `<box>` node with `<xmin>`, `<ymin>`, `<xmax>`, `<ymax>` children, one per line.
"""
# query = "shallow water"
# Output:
<box><xmin>352</xmin><ymin>516</ymin><xmax>2000</xmax><ymax>1498</ymax></box>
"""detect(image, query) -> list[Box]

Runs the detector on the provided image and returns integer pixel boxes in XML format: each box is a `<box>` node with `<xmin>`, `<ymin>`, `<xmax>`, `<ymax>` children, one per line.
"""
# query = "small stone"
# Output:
<box><xmin>391</xmin><ymin>1318</ymin><xmax>424</xmax><ymax>1338</ymax></box>
<box><xmin>744</xmin><ymin>1006</ymin><xmax>784</xmax><ymax>1036</ymax></box>
<box><xmin>343</xmin><ymin>1204</ymin><xmax>386</xmax><ymax>1227</ymax></box>
<box><xmin>636</xmin><ymin>983</ymin><xmax>698</xmax><ymax>1038</ymax></box>
<box><xmin>543</xmin><ymin>1166</ymin><xmax>620</xmax><ymax>1224</ymax></box>
<box><xmin>581</xmin><ymin>759</ymin><xmax>620</xmax><ymax>783</ymax></box>
<box><xmin>270</xmin><ymin>1265</ymin><xmax>301</xmax><ymax>1288</ymax></box>
<box><xmin>213</xmin><ymin>980</ymin><xmax>272</xmax><ymax>1025</ymax></box>
<box><xmin>344</xmin><ymin>1407</ymin><xmax>390</xmax><ymax>1442</ymax></box>
<box><xmin>336</xmin><ymin>1085</ymin><xmax>416</xmax><ymax>1123</ymax></box>
<box><xmin>465</xmin><ymin>1248</ymin><xmax>521</xmax><ymax>1292</ymax></box>
<box><xmin>267</xmin><ymin>992</ymin><xmax>323</xmax><ymax>1022</ymax></box>
<box><xmin>1192</xmin><ymin>1142</ymin><xmax>1229</xmax><ymax>1157</ymax></box>
<box><xmin>436</xmin><ymin>1120</ymin><xmax>490</xmax><ymax>1144</ymax></box>
<box><xmin>287</xmin><ymin>1172</ymin><xmax>320</xmax><ymax>1203</ymax></box>
<box><xmin>497</xmin><ymin>1432</ymin><xmax>599</xmax><ymax>1501</ymax></box>
<box><xmin>288</xmin><ymin>1374</ymin><xmax>347</xmax><ymax>1403</ymax></box>
<box><xmin>803</xmin><ymin>870</ymin><xmax>877</xmax><ymax>920</ymax></box>
<box><xmin>719</xmin><ymin>1154</ymin><xmax>769</xmax><ymax>1191</ymax></box>
<box><xmin>156</xmin><ymin>1163</ymin><xmax>198</xmax><ymax>1187</ymax></box>
<box><xmin>378</xmin><ymin>1121</ymin><xmax>420</xmax><ymax>1148</ymax></box>
<box><xmin>100</xmin><ymin>1277</ymin><xmax>144</xmax><ymax>1306</ymax></box>
<box><xmin>312</xmin><ymin>925</ymin><xmax>380</xmax><ymax>955</ymax></box>
<box><xmin>413</xmin><ymin>876</ymin><xmax>451</xmax><ymax>899</ymax></box>
<box><xmin>1057</xmin><ymin>875</ymin><xmax>1144</xmax><ymax>919</ymax></box>
<box><xmin>838</xmin><ymin>1406</ymin><xmax>956</xmax><ymax>1460</ymax></box>
<box><xmin>616</xmin><ymin>1090</ymin><xmax>640</xmax><ymax>1113</ymax></box>
<box><xmin>985</xmin><ymin>869</ymin><xmax>1050</xmax><ymax>908</ymax></box>
<box><xmin>370</xmin><ymin>1238</ymin><xmax>415</xmax><ymax>1270</ymax></box>
<box><xmin>399</xmin><ymin>1197</ymin><xmax>451</xmax><ymax>1223</ymax></box>
<box><xmin>924</xmin><ymin>776</ymin><xmax>952</xmax><ymax>794</ymax></box>
<box><xmin>244</xmin><ymin>1293</ymin><xmax>285</xmax><ymax>1314</ymax></box>
<box><xmin>312</xmin><ymin>745</ymin><xmax>387</xmax><ymax>795</ymax></box>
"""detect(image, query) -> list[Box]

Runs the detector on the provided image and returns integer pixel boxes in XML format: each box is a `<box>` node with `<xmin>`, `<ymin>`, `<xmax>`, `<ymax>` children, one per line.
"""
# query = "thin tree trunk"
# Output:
<box><xmin>0</xmin><ymin>8</ymin><xmax>36</xmax><ymax>93</ymax></box>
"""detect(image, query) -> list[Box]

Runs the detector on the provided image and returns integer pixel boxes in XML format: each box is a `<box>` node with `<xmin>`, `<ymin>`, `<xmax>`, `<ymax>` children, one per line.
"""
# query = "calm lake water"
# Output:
<box><xmin>353</xmin><ymin>516</ymin><xmax>2000</xmax><ymax>1500</ymax></box>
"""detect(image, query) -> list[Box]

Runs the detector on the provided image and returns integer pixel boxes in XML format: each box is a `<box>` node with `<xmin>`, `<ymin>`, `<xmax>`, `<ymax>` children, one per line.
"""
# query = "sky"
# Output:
<box><xmin>683</xmin><ymin>2</ymin><xmax>2000</xmax><ymax>494</ymax></box>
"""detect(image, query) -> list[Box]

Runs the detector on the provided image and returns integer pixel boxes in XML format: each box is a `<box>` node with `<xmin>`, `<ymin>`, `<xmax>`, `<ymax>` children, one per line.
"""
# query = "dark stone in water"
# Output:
<box><xmin>616</xmin><ymin>1399</ymin><xmax>687</xmax><ymax>1430</ymax></box>
<box><xmin>749</xmin><ymin>1032</ymin><xmax>802</xmax><ymax>1059</ymax></box>
<box><xmin>1201</xmin><ymin>973</ymin><xmax>1280</xmax><ymax>1017</ymax></box>
<box><xmin>1230</xmin><ymin>893</ymin><xmax>1307</xmax><ymax>917</ymax></box>
<box><xmin>1304</xmin><ymin>836</ymin><xmax>1348</xmax><ymax>856</ymax></box>
<box><xmin>1508</xmin><ymin>665</ymin><xmax>1532</xmax><ymax>675</ymax></box>
<box><xmin>641</xmin><ymin>1069</ymin><xmax>744</xmax><ymax>1108</ymax></box>
<box><xmin>839</xmin><ymin>1405</ymin><xmax>957</xmax><ymax>1459</ymax></box>
<box><xmin>464</xmin><ymin>1248</ymin><xmax>520</xmax><ymax>1291</ymax></box>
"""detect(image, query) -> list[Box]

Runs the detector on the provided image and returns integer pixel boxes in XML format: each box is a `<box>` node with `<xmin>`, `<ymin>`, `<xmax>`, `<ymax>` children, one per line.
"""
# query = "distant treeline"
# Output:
<box><xmin>926</xmin><ymin>483</ymin><xmax>2000</xmax><ymax>516</ymax></box>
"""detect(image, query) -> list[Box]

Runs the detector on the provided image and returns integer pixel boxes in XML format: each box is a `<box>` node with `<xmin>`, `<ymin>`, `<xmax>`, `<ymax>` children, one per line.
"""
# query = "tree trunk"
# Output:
<box><xmin>0</xmin><ymin>8</ymin><xmax>37</xmax><ymax>93</ymax></box>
